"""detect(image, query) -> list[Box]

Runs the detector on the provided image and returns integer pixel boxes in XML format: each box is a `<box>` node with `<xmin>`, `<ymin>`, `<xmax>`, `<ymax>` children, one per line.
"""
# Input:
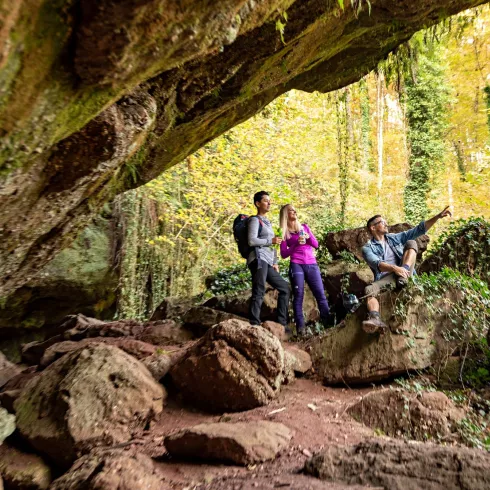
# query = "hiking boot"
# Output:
<box><xmin>362</xmin><ymin>314</ymin><xmax>387</xmax><ymax>334</ymax></box>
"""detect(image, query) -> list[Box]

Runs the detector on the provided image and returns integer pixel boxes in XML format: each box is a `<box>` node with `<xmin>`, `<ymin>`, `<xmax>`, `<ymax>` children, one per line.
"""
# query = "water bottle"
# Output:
<box><xmin>299</xmin><ymin>227</ymin><xmax>306</xmax><ymax>245</ymax></box>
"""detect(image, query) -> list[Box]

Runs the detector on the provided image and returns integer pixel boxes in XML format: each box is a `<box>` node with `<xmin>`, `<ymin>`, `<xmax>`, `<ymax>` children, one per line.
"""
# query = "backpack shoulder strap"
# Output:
<box><xmin>249</xmin><ymin>216</ymin><xmax>264</xmax><ymax>239</ymax></box>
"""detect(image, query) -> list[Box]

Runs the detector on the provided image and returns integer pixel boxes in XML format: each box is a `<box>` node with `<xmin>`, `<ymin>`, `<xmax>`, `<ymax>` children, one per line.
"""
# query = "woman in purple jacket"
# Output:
<box><xmin>279</xmin><ymin>204</ymin><xmax>329</xmax><ymax>335</ymax></box>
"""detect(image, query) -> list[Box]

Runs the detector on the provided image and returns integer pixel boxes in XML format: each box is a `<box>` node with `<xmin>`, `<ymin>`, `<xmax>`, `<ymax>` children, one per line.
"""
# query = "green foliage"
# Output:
<box><xmin>457</xmin><ymin>416</ymin><xmax>490</xmax><ymax>451</ymax></box>
<box><xmin>484</xmin><ymin>85</ymin><xmax>490</xmax><ymax>139</ymax></box>
<box><xmin>395</xmin><ymin>268</ymin><xmax>490</xmax><ymax>385</ymax></box>
<box><xmin>206</xmin><ymin>264</ymin><xmax>252</xmax><ymax>295</ymax></box>
<box><xmin>206</xmin><ymin>262</ymin><xmax>289</xmax><ymax>296</ymax></box>
<box><xmin>275</xmin><ymin>11</ymin><xmax>288</xmax><ymax>45</ymax></box>
<box><xmin>426</xmin><ymin>217</ymin><xmax>490</xmax><ymax>285</ymax></box>
<box><xmin>394</xmin><ymin>377</ymin><xmax>490</xmax><ymax>451</ymax></box>
<box><xmin>403</xmin><ymin>38</ymin><xmax>450</xmax><ymax>223</ymax></box>
<box><xmin>338</xmin><ymin>250</ymin><xmax>360</xmax><ymax>264</ymax></box>
<box><xmin>359</xmin><ymin>78</ymin><xmax>374</xmax><ymax>172</ymax></box>
<box><xmin>337</xmin><ymin>0</ymin><xmax>371</xmax><ymax>16</ymax></box>
<box><xmin>335</xmin><ymin>88</ymin><xmax>351</xmax><ymax>226</ymax></box>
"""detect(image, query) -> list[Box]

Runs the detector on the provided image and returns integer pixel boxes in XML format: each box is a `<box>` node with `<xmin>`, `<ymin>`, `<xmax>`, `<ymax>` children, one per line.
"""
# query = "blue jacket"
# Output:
<box><xmin>362</xmin><ymin>221</ymin><xmax>426</xmax><ymax>281</ymax></box>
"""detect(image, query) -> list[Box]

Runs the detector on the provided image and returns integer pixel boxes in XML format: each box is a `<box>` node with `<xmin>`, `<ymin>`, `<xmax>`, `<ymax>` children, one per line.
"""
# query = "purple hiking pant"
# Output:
<box><xmin>289</xmin><ymin>262</ymin><xmax>329</xmax><ymax>330</ymax></box>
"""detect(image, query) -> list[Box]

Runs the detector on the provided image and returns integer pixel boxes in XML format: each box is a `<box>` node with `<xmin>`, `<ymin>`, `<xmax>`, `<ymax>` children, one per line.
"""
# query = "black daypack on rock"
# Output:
<box><xmin>233</xmin><ymin>215</ymin><xmax>263</xmax><ymax>259</ymax></box>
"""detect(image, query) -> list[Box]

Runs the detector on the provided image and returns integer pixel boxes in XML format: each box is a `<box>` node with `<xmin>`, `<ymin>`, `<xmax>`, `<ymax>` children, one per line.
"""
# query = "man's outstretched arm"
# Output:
<box><xmin>424</xmin><ymin>206</ymin><xmax>452</xmax><ymax>232</ymax></box>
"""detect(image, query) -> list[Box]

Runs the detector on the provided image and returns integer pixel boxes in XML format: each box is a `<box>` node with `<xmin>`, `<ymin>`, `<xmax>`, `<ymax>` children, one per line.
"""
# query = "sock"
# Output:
<box><xmin>369</xmin><ymin>311</ymin><xmax>380</xmax><ymax>318</ymax></box>
<box><xmin>402</xmin><ymin>264</ymin><xmax>410</xmax><ymax>271</ymax></box>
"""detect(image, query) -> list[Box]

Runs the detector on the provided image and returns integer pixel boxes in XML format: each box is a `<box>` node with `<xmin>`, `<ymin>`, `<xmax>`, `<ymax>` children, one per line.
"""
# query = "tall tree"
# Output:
<box><xmin>403</xmin><ymin>40</ymin><xmax>450</xmax><ymax>223</ymax></box>
<box><xmin>376</xmin><ymin>70</ymin><xmax>385</xmax><ymax>195</ymax></box>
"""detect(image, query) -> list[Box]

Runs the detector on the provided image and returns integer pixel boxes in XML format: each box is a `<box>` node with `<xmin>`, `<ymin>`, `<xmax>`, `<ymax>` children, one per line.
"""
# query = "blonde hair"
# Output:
<box><xmin>279</xmin><ymin>204</ymin><xmax>301</xmax><ymax>239</ymax></box>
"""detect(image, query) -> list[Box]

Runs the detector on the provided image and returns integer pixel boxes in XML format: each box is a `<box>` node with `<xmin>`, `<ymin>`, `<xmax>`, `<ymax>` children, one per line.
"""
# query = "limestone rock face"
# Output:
<box><xmin>171</xmin><ymin>320</ymin><xmax>288</xmax><ymax>412</ymax></box>
<box><xmin>14</xmin><ymin>344</ymin><xmax>165</xmax><ymax>467</ymax></box>
<box><xmin>165</xmin><ymin>421</ymin><xmax>292</xmax><ymax>465</ymax></box>
<box><xmin>304</xmin><ymin>438</ymin><xmax>490</xmax><ymax>489</ymax></box>
<box><xmin>347</xmin><ymin>389</ymin><xmax>464</xmax><ymax>440</ymax></box>
<box><xmin>0</xmin><ymin>444</ymin><xmax>52</xmax><ymax>490</ymax></box>
<box><xmin>310</xmin><ymin>290</ymin><xmax>458</xmax><ymax>385</ymax></box>
<box><xmin>50</xmin><ymin>450</ymin><xmax>167</xmax><ymax>490</ymax></box>
<box><xmin>0</xmin><ymin>214</ymin><xmax>118</xmax><ymax>339</ymax></box>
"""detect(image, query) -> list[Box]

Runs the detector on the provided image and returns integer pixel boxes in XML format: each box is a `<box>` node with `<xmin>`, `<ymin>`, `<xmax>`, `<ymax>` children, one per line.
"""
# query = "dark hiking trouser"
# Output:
<box><xmin>289</xmin><ymin>262</ymin><xmax>330</xmax><ymax>330</ymax></box>
<box><xmin>248</xmin><ymin>260</ymin><xmax>290</xmax><ymax>326</ymax></box>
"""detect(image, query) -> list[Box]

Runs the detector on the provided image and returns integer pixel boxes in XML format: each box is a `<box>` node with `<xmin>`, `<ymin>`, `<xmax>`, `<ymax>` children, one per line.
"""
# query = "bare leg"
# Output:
<box><xmin>402</xmin><ymin>248</ymin><xmax>416</xmax><ymax>271</ymax></box>
<box><xmin>367</xmin><ymin>296</ymin><xmax>379</xmax><ymax>313</ymax></box>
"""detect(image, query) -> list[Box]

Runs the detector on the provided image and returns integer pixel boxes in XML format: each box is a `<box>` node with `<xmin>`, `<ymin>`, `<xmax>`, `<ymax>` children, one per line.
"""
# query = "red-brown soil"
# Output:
<box><xmin>128</xmin><ymin>376</ymin><xmax>377</xmax><ymax>489</ymax></box>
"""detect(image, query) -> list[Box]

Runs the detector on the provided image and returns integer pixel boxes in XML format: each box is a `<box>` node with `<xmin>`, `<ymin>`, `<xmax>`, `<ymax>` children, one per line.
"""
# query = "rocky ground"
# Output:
<box><xmin>1</xmin><ymin>309</ymin><xmax>489</xmax><ymax>489</ymax></box>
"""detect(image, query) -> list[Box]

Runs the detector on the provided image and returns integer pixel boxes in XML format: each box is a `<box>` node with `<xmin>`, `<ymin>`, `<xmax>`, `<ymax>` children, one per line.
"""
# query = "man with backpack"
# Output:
<box><xmin>234</xmin><ymin>191</ymin><xmax>290</xmax><ymax>327</ymax></box>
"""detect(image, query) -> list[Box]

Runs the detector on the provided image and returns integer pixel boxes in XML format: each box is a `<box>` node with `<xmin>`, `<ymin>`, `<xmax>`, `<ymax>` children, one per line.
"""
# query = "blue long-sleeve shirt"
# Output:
<box><xmin>362</xmin><ymin>221</ymin><xmax>426</xmax><ymax>281</ymax></box>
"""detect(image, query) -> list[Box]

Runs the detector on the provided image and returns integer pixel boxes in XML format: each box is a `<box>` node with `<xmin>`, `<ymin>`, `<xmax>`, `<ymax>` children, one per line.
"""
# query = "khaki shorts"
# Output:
<box><xmin>364</xmin><ymin>273</ymin><xmax>397</xmax><ymax>297</ymax></box>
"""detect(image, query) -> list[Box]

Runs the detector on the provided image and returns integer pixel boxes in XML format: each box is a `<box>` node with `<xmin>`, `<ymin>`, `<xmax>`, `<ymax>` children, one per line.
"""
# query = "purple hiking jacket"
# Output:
<box><xmin>280</xmin><ymin>224</ymin><xmax>318</xmax><ymax>265</ymax></box>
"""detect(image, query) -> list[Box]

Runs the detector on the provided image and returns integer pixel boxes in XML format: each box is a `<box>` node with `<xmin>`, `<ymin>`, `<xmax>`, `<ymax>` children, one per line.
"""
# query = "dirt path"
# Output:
<box><xmin>133</xmin><ymin>377</ymin><xmax>379</xmax><ymax>489</ymax></box>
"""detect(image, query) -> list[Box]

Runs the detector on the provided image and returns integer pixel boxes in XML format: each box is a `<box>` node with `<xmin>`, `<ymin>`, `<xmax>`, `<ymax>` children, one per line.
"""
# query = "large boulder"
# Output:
<box><xmin>0</xmin><ymin>407</ymin><xmax>15</xmax><ymax>444</ymax></box>
<box><xmin>304</xmin><ymin>438</ymin><xmax>490</xmax><ymax>489</ymax></box>
<box><xmin>347</xmin><ymin>389</ymin><xmax>464</xmax><ymax>440</ymax></box>
<box><xmin>50</xmin><ymin>450</ymin><xmax>168</xmax><ymax>490</ymax></box>
<box><xmin>39</xmin><ymin>337</ymin><xmax>157</xmax><ymax>368</ymax></box>
<box><xmin>0</xmin><ymin>352</ymin><xmax>21</xmax><ymax>389</ymax></box>
<box><xmin>165</xmin><ymin>421</ymin><xmax>292</xmax><ymax>465</ymax></box>
<box><xmin>310</xmin><ymin>289</ymin><xmax>460</xmax><ymax>385</ymax></box>
<box><xmin>137</xmin><ymin>320</ymin><xmax>194</xmax><ymax>344</ymax></box>
<box><xmin>171</xmin><ymin>320</ymin><xmax>289</xmax><ymax>412</ymax></box>
<box><xmin>204</xmin><ymin>286</ymin><xmax>319</xmax><ymax>325</ymax></box>
<box><xmin>14</xmin><ymin>344</ymin><xmax>165</xmax><ymax>468</ymax></box>
<box><xmin>0</xmin><ymin>214</ymin><xmax>118</xmax><ymax>360</ymax></box>
<box><xmin>142</xmin><ymin>350</ymin><xmax>185</xmax><ymax>382</ymax></box>
<box><xmin>22</xmin><ymin>315</ymin><xmax>194</xmax><ymax>366</ymax></box>
<box><xmin>321</xmin><ymin>260</ymin><xmax>373</xmax><ymax>303</ymax></box>
<box><xmin>0</xmin><ymin>444</ymin><xmax>52</xmax><ymax>490</ymax></box>
<box><xmin>283</xmin><ymin>345</ymin><xmax>312</xmax><ymax>374</ymax></box>
<box><xmin>182</xmin><ymin>306</ymin><xmax>244</xmax><ymax>335</ymax></box>
<box><xmin>150</xmin><ymin>296</ymin><xmax>197</xmax><ymax>321</ymax></box>
<box><xmin>322</xmin><ymin>223</ymin><xmax>429</xmax><ymax>262</ymax></box>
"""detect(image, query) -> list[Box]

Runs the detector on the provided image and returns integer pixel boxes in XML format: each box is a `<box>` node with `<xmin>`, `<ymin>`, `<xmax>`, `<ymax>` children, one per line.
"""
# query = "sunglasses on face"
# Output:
<box><xmin>372</xmin><ymin>219</ymin><xmax>387</xmax><ymax>227</ymax></box>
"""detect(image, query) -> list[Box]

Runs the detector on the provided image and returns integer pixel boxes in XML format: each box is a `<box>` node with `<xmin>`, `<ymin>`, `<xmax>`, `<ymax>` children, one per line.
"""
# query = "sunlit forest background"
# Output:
<box><xmin>115</xmin><ymin>7</ymin><xmax>490</xmax><ymax>320</ymax></box>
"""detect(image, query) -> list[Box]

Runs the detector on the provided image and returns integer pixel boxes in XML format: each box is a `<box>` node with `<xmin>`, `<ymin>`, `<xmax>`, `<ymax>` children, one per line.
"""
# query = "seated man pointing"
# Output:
<box><xmin>361</xmin><ymin>206</ymin><xmax>452</xmax><ymax>332</ymax></box>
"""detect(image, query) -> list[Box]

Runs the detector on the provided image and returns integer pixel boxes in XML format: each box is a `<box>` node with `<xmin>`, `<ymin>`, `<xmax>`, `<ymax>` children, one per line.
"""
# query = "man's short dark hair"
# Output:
<box><xmin>367</xmin><ymin>215</ymin><xmax>382</xmax><ymax>230</ymax></box>
<box><xmin>253</xmin><ymin>191</ymin><xmax>269</xmax><ymax>208</ymax></box>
